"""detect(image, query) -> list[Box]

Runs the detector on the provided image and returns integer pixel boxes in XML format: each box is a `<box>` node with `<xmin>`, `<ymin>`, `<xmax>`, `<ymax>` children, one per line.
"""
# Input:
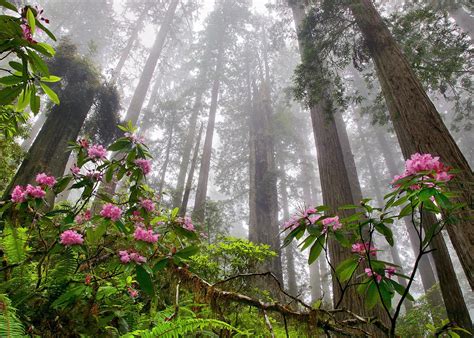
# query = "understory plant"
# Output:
<box><xmin>283</xmin><ymin>153</ymin><xmax>471</xmax><ymax>337</ymax></box>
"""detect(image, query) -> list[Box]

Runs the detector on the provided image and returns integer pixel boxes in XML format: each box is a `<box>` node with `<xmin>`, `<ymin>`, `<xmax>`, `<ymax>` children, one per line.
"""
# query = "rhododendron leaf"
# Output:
<box><xmin>336</xmin><ymin>258</ymin><xmax>358</xmax><ymax>282</ymax></box>
<box><xmin>0</xmin><ymin>85</ymin><xmax>22</xmax><ymax>105</ymax></box>
<box><xmin>391</xmin><ymin>195</ymin><xmax>409</xmax><ymax>207</ymax></box>
<box><xmin>398</xmin><ymin>204</ymin><xmax>413</xmax><ymax>218</ymax></box>
<box><xmin>53</xmin><ymin>176</ymin><xmax>72</xmax><ymax>194</ymax></box>
<box><xmin>374</xmin><ymin>223</ymin><xmax>394</xmax><ymax>246</ymax></box>
<box><xmin>40</xmin><ymin>82</ymin><xmax>59</xmax><ymax>104</ymax></box>
<box><xmin>418</xmin><ymin>187</ymin><xmax>437</xmax><ymax>202</ymax></box>
<box><xmin>9</xmin><ymin>61</ymin><xmax>23</xmax><ymax>72</ymax></box>
<box><xmin>175</xmin><ymin>246</ymin><xmax>199</xmax><ymax>260</ymax></box>
<box><xmin>171</xmin><ymin>207</ymin><xmax>179</xmax><ymax>218</ymax></box>
<box><xmin>30</xmin><ymin>93</ymin><xmax>40</xmax><ymax>114</ymax></box>
<box><xmin>114</xmin><ymin>220</ymin><xmax>127</xmax><ymax>234</ymax></box>
<box><xmin>40</xmin><ymin>75</ymin><xmax>61</xmax><ymax>83</ymax></box>
<box><xmin>108</xmin><ymin>138</ymin><xmax>130</xmax><ymax>151</ymax></box>
<box><xmin>365</xmin><ymin>281</ymin><xmax>378</xmax><ymax>309</ymax></box>
<box><xmin>308</xmin><ymin>235</ymin><xmax>324</xmax><ymax>265</ymax></box>
<box><xmin>299</xmin><ymin>233</ymin><xmax>317</xmax><ymax>251</ymax></box>
<box><xmin>0</xmin><ymin>0</ymin><xmax>17</xmax><ymax>11</ymax></box>
<box><xmin>88</xmin><ymin>223</ymin><xmax>107</xmax><ymax>245</ymax></box>
<box><xmin>136</xmin><ymin>265</ymin><xmax>153</xmax><ymax>296</ymax></box>
<box><xmin>389</xmin><ymin>279</ymin><xmax>414</xmax><ymax>301</ymax></box>
<box><xmin>28</xmin><ymin>50</ymin><xmax>49</xmax><ymax>76</ymax></box>
<box><xmin>333</xmin><ymin>230</ymin><xmax>350</xmax><ymax>247</ymax></box>
<box><xmin>36</xmin><ymin>20</ymin><xmax>56</xmax><ymax>41</ymax></box>
<box><xmin>26</xmin><ymin>8</ymin><xmax>36</xmax><ymax>34</ymax></box>
<box><xmin>0</xmin><ymin>75</ymin><xmax>24</xmax><ymax>86</ymax></box>
<box><xmin>378</xmin><ymin>281</ymin><xmax>394</xmax><ymax>309</ymax></box>
<box><xmin>153</xmin><ymin>258</ymin><xmax>169</xmax><ymax>273</ymax></box>
<box><xmin>16</xmin><ymin>87</ymin><xmax>30</xmax><ymax>111</ymax></box>
<box><xmin>434</xmin><ymin>193</ymin><xmax>451</xmax><ymax>209</ymax></box>
<box><xmin>282</xmin><ymin>226</ymin><xmax>304</xmax><ymax>248</ymax></box>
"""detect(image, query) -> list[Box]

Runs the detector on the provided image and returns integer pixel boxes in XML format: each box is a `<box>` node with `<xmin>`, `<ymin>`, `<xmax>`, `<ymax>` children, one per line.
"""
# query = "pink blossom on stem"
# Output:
<box><xmin>125</xmin><ymin>132</ymin><xmax>144</xmax><ymax>144</ymax></box>
<box><xmin>119</xmin><ymin>250</ymin><xmax>146</xmax><ymax>264</ymax></box>
<box><xmin>60</xmin><ymin>230</ymin><xmax>84</xmax><ymax>246</ymax></box>
<box><xmin>11</xmin><ymin>185</ymin><xmax>26</xmax><ymax>203</ymax></box>
<box><xmin>87</xmin><ymin>144</ymin><xmax>107</xmax><ymax>160</ymax></box>
<box><xmin>182</xmin><ymin>217</ymin><xmax>194</xmax><ymax>231</ymax></box>
<box><xmin>78</xmin><ymin>139</ymin><xmax>89</xmax><ymax>149</ymax></box>
<box><xmin>351</xmin><ymin>242</ymin><xmax>377</xmax><ymax>257</ymax></box>
<box><xmin>71</xmin><ymin>165</ymin><xmax>81</xmax><ymax>176</ymax></box>
<box><xmin>100</xmin><ymin>203</ymin><xmax>122</xmax><ymax>221</ymax></box>
<box><xmin>25</xmin><ymin>184</ymin><xmax>46</xmax><ymax>199</ymax></box>
<box><xmin>365</xmin><ymin>268</ymin><xmax>382</xmax><ymax>283</ymax></box>
<box><xmin>135</xmin><ymin>159</ymin><xmax>151</xmax><ymax>175</ymax></box>
<box><xmin>385</xmin><ymin>266</ymin><xmax>397</xmax><ymax>279</ymax></box>
<box><xmin>20</xmin><ymin>24</ymin><xmax>36</xmax><ymax>43</ymax></box>
<box><xmin>36</xmin><ymin>173</ymin><xmax>56</xmax><ymax>187</ymax></box>
<box><xmin>128</xmin><ymin>287</ymin><xmax>139</xmax><ymax>298</ymax></box>
<box><xmin>140</xmin><ymin>199</ymin><xmax>155</xmax><ymax>212</ymax></box>
<box><xmin>133</xmin><ymin>226</ymin><xmax>159</xmax><ymax>243</ymax></box>
<box><xmin>322</xmin><ymin>216</ymin><xmax>342</xmax><ymax>233</ymax></box>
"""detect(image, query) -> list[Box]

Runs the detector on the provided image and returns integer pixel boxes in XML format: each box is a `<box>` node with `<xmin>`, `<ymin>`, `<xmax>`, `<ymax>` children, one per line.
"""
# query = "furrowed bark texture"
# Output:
<box><xmin>349</xmin><ymin>0</ymin><xmax>473</xmax><ymax>289</ymax></box>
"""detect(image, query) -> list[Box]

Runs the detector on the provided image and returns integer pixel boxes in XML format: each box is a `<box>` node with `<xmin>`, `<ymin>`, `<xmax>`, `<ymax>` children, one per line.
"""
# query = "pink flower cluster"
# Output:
<box><xmin>86</xmin><ymin>170</ymin><xmax>103</xmax><ymax>182</ymax></box>
<box><xmin>365</xmin><ymin>266</ymin><xmax>397</xmax><ymax>283</ymax></box>
<box><xmin>128</xmin><ymin>287</ymin><xmax>139</xmax><ymax>298</ymax></box>
<box><xmin>133</xmin><ymin>226</ymin><xmax>159</xmax><ymax>243</ymax></box>
<box><xmin>35</xmin><ymin>173</ymin><xmax>56</xmax><ymax>187</ymax></box>
<box><xmin>20</xmin><ymin>24</ymin><xmax>36</xmax><ymax>43</ymax></box>
<box><xmin>283</xmin><ymin>207</ymin><xmax>321</xmax><ymax>230</ymax></box>
<box><xmin>140</xmin><ymin>199</ymin><xmax>155</xmax><ymax>212</ymax></box>
<box><xmin>392</xmin><ymin>153</ymin><xmax>454</xmax><ymax>188</ymax></box>
<box><xmin>135</xmin><ymin>159</ymin><xmax>151</xmax><ymax>175</ymax></box>
<box><xmin>75</xmin><ymin>210</ymin><xmax>91</xmax><ymax>224</ymax></box>
<box><xmin>182</xmin><ymin>217</ymin><xmax>195</xmax><ymax>231</ymax></box>
<box><xmin>100</xmin><ymin>203</ymin><xmax>122</xmax><ymax>221</ymax></box>
<box><xmin>118</xmin><ymin>250</ymin><xmax>146</xmax><ymax>264</ymax></box>
<box><xmin>60</xmin><ymin>230</ymin><xmax>84</xmax><ymax>246</ymax></box>
<box><xmin>125</xmin><ymin>132</ymin><xmax>144</xmax><ymax>144</ymax></box>
<box><xmin>88</xmin><ymin>144</ymin><xmax>107</xmax><ymax>160</ymax></box>
<box><xmin>11</xmin><ymin>184</ymin><xmax>46</xmax><ymax>203</ymax></box>
<box><xmin>351</xmin><ymin>242</ymin><xmax>377</xmax><ymax>257</ymax></box>
<box><xmin>322</xmin><ymin>216</ymin><xmax>343</xmax><ymax>233</ymax></box>
<box><xmin>71</xmin><ymin>165</ymin><xmax>81</xmax><ymax>176</ymax></box>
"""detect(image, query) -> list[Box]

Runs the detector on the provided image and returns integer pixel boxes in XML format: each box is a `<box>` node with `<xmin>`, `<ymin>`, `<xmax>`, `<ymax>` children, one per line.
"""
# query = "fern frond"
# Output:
<box><xmin>2</xmin><ymin>225</ymin><xmax>27</xmax><ymax>264</ymax></box>
<box><xmin>0</xmin><ymin>294</ymin><xmax>25</xmax><ymax>338</ymax></box>
<box><xmin>124</xmin><ymin>318</ymin><xmax>249</xmax><ymax>338</ymax></box>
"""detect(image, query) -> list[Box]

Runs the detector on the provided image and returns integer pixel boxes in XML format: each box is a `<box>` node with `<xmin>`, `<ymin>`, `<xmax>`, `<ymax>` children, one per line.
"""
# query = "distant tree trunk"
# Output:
<box><xmin>448</xmin><ymin>5</ymin><xmax>474</xmax><ymax>41</ymax></box>
<box><xmin>349</xmin><ymin>0</ymin><xmax>474</xmax><ymax>289</ymax></box>
<box><xmin>180</xmin><ymin>123</ymin><xmax>204</xmax><ymax>216</ymax></box>
<box><xmin>279</xmin><ymin>159</ymin><xmax>297</xmax><ymax>296</ymax></box>
<box><xmin>22</xmin><ymin>112</ymin><xmax>47</xmax><ymax>151</ymax></box>
<box><xmin>124</xmin><ymin>0</ymin><xmax>178</xmax><ymax>125</ymax></box>
<box><xmin>289</xmin><ymin>1</ymin><xmax>390</xmax><ymax>331</ymax></box>
<box><xmin>5</xmin><ymin>80</ymin><xmax>95</xmax><ymax>204</ymax></box>
<box><xmin>319</xmin><ymin>256</ymin><xmax>332</xmax><ymax>305</ymax></box>
<box><xmin>158</xmin><ymin>116</ymin><xmax>175</xmax><ymax>196</ymax></box>
<box><xmin>111</xmin><ymin>9</ymin><xmax>147</xmax><ymax>82</ymax></box>
<box><xmin>250</xmin><ymin>82</ymin><xmax>282</xmax><ymax>281</ymax></box>
<box><xmin>173</xmin><ymin>90</ymin><xmax>203</xmax><ymax>207</ymax></box>
<box><xmin>192</xmin><ymin>44</ymin><xmax>224</xmax><ymax>224</ymax></box>
<box><xmin>309</xmin><ymin>260</ymin><xmax>322</xmax><ymax>303</ymax></box>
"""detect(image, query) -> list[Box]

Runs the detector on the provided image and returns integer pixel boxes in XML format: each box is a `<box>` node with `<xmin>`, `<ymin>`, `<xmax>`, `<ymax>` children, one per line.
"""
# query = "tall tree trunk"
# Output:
<box><xmin>193</xmin><ymin>45</ymin><xmax>224</xmax><ymax>223</ymax></box>
<box><xmin>319</xmin><ymin>255</ymin><xmax>332</xmax><ymax>305</ymax></box>
<box><xmin>123</xmin><ymin>0</ymin><xmax>178</xmax><ymax>125</ymax></box>
<box><xmin>289</xmin><ymin>1</ymin><xmax>390</xmax><ymax>331</ymax></box>
<box><xmin>22</xmin><ymin>112</ymin><xmax>47</xmax><ymax>151</ymax></box>
<box><xmin>250</xmin><ymin>82</ymin><xmax>282</xmax><ymax>281</ymax></box>
<box><xmin>5</xmin><ymin>81</ymin><xmax>95</xmax><ymax>204</ymax></box>
<box><xmin>173</xmin><ymin>90</ymin><xmax>203</xmax><ymax>207</ymax></box>
<box><xmin>279</xmin><ymin>159</ymin><xmax>298</xmax><ymax>296</ymax></box>
<box><xmin>180</xmin><ymin>123</ymin><xmax>203</xmax><ymax>216</ymax></box>
<box><xmin>111</xmin><ymin>9</ymin><xmax>147</xmax><ymax>82</ymax></box>
<box><xmin>349</xmin><ymin>0</ymin><xmax>474</xmax><ymax>289</ymax></box>
<box><xmin>158</xmin><ymin>117</ymin><xmax>175</xmax><ymax>196</ymax></box>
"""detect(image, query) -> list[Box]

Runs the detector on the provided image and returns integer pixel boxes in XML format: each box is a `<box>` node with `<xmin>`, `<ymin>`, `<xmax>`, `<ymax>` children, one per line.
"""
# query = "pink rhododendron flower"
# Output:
<box><xmin>283</xmin><ymin>216</ymin><xmax>300</xmax><ymax>230</ymax></box>
<box><xmin>25</xmin><ymin>184</ymin><xmax>46</xmax><ymax>199</ymax></box>
<box><xmin>75</xmin><ymin>210</ymin><xmax>91</xmax><ymax>224</ymax></box>
<box><xmin>20</xmin><ymin>24</ymin><xmax>36</xmax><ymax>43</ymax></box>
<box><xmin>125</xmin><ymin>132</ymin><xmax>144</xmax><ymax>144</ymax></box>
<box><xmin>351</xmin><ymin>242</ymin><xmax>377</xmax><ymax>257</ymax></box>
<box><xmin>118</xmin><ymin>250</ymin><xmax>131</xmax><ymax>263</ymax></box>
<box><xmin>128</xmin><ymin>287</ymin><xmax>139</xmax><ymax>298</ymax></box>
<box><xmin>71</xmin><ymin>165</ymin><xmax>81</xmax><ymax>175</ymax></box>
<box><xmin>36</xmin><ymin>173</ymin><xmax>56</xmax><ymax>187</ymax></box>
<box><xmin>34</xmin><ymin>5</ymin><xmax>49</xmax><ymax>24</ymax></box>
<box><xmin>88</xmin><ymin>144</ymin><xmax>107</xmax><ymax>160</ymax></box>
<box><xmin>86</xmin><ymin>170</ymin><xmax>103</xmax><ymax>181</ymax></box>
<box><xmin>133</xmin><ymin>226</ymin><xmax>159</xmax><ymax>243</ymax></box>
<box><xmin>303</xmin><ymin>207</ymin><xmax>317</xmax><ymax>218</ymax></box>
<box><xmin>308</xmin><ymin>214</ymin><xmax>320</xmax><ymax>225</ymax></box>
<box><xmin>365</xmin><ymin>268</ymin><xmax>382</xmax><ymax>283</ymax></box>
<box><xmin>60</xmin><ymin>230</ymin><xmax>84</xmax><ymax>246</ymax></box>
<box><xmin>11</xmin><ymin>185</ymin><xmax>26</xmax><ymax>203</ymax></box>
<box><xmin>85</xmin><ymin>275</ymin><xmax>91</xmax><ymax>285</ymax></box>
<box><xmin>78</xmin><ymin>139</ymin><xmax>89</xmax><ymax>149</ymax></box>
<box><xmin>182</xmin><ymin>217</ymin><xmax>195</xmax><ymax>231</ymax></box>
<box><xmin>392</xmin><ymin>153</ymin><xmax>453</xmax><ymax>188</ymax></box>
<box><xmin>129</xmin><ymin>252</ymin><xmax>146</xmax><ymax>264</ymax></box>
<box><xmin>322</xmin><ymin>216</ymin><xmax>342</xmax><ymax>233</ymax></box>
<box><xmin>100</xmin><ymin>203</ymin><xmax>122</xmax><ymax>221</ymax></box>
<box><xmin>135</xmin><ymin>159</ymin><xmax>151</xmax><ymax>175</ymax></box>
<box><xmin>385</xmin><ymin>266</ymin><xmax>397</xmax><ymax>279</ymax></box>
<box><xmin>140</xmin><ymin>199</ymin><xmax>155</xmax><ymax>212</ymax></box>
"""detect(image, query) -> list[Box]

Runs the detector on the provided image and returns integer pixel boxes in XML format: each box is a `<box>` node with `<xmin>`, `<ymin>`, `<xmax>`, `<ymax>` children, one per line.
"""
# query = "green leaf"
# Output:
<box><xmin>108</xmin><ymin>138</ymin><xmax>131</xmax><ymax>152</ymax></box>
<box><xmin>336</xmin><ymin>258</ymin><xmax>358</xmax><ymax>282</ymax></box>
<box><xmin>0</xmin><ymin>85</ymin><xmax>22</xmax><ymax>105</ymax></box>
<box><xmin>0</xmin><ymin>75</ymin><xmax>24</xmax><ymax>86</ymax></box>
<box><xmin>418</xmin><ymin>187</ymin><xmax>437</xmax><ymax>202</ymax></box>
<box><xmin>374</xmin><ymin>223</ymin><xmax>394</xmax><ymax>246</ymax></box>
<box><xmin>36</xmin><ymin>20</ymin><xmax>56</xmax><ymax>41</ymax></box>
<box><xmin>398</xmin><ymin>203</ymin><xmax>413</xmax><ymax>218</ymax></box>
<box><xmin>299</xmin><ymin>233</ymin><xmax>318</xmax><ymax>251</ymax></box>
<box><xmin>308</xmin><ymin>236</ymin><xmax>325</xmax><ymax>265</ymax></box>
<box><xmin>434</xmin><ymin>192</ymin><xmax>452</xmax><ymax>209</ymax></box>
<box><xmin>40</xmin><ymin>75</ymin><xmax>61</xmax><ymax>83</ymax></box>
<box><xmin>366</xmin><ymin>281</ymin><xmax>379</xmax><ymax>309</ymax></box>
<box><xmin>16</xmin><ymin>86</ymin><xmax>31</xmax><ymax>111</ymax></box>
<box><xmin>28</xmin><ymin>50</ymin><xmax>49</xmax><ymax>76</ymax></box>
<box><xmin>389</xmin><ymin>279</ymin><xmax>414</xmax><ymax>301</ymax></box>
<box><xmin>26</xmin><ymin>8</ymin><xmax>36</xmax><ymax>34</ymax></box>
<box><xmin>136</xmin><ymin>265</ymin><xmax>154</xmax><ymax>296</ymax></box>
<box><xmin>175</xmin><ymin>245</ymin><xmax>199</xmax><ymax>260</ymax></box>
<box><xmin>9</xmin><ymin>61</ymin><xmax>23</xmax><ymax>72</ymax></box>
<box><xmin>40</xmin><ymin>82</ymin><xmax>59</xmax><ymax>104</ymax></box>
<box><xmin>0</xmin><ymin>0</ymin><xmax>17</xmax><ymax>11</ymax></box>
<box><xmin>153</xmin><ymin>257</ymin><xmax>169</xmax><ymax>273</ymax></box>
<box><xmin>36</xmin><ymin>42</ymin><xmax>56</xmax><ymax>57</ymax></box>
<box><xmin>171</xmin><ymin>207</ymin><xmax>179</xmax><ymax>218</ymax></box>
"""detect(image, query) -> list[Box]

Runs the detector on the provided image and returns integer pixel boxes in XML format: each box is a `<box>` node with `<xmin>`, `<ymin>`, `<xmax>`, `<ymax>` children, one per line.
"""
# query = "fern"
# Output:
<box><xmin>124</xmin><ymin>318</ymin><xmax>250</xmax><ymax>338</ymax></box>
<box><xmin>0</xmin><ymin>294</ymin><xmax>25</xmax><ymax>338</ymax></box>
<box><xmin>2</xmin><ymin>225</ymin><xmax>27</xmax><ymax>264</ymax></box>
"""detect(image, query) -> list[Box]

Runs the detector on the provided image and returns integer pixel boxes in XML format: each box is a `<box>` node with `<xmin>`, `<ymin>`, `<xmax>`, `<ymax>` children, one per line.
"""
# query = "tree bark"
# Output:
<box><xmin>349</xmin><ymin>0</ymin><xmax>474</xmax><ymax>290</ymax></box>
<box><xmin>123</xmin><ymin>0</ymin><xmax>178</xmax><ymax>125</ymax></box>
<box><xmin>111</xmin><ymin>8</ymin><xmax>147</xmax><ymax>82</ymax></box>
<box><xmin>158</xmin><ymin>116</ymin><xmax>175</xmax><ymax>196</ymax></box>
<box><xmin>21</xmin><ymin>112</ymin><xmax>47</xmax><ymax>151</ymax></box>
<box><xmin>180</xmin><ymin>123</ymin><xmax>203</xmax><ymax>216</ymax></box>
